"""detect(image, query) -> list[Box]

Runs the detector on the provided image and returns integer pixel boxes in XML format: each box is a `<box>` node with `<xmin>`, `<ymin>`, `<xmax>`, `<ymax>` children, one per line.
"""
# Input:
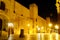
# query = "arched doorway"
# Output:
<box><xmin>0</xmin><ymin>19</ymin><xmax>2</xmax><ymax>36</ymax></box>
<box><xmin>0</xmin><ymin>19</ymin><xmax>2</xmax><ymax>31</ymax></box>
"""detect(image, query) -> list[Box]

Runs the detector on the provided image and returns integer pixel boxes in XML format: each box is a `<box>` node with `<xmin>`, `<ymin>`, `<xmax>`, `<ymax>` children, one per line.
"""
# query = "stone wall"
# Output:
<box><xmin>0</xmin><ymin>0</ymin><xmax>47</xmax><ymax>35</ymax></box>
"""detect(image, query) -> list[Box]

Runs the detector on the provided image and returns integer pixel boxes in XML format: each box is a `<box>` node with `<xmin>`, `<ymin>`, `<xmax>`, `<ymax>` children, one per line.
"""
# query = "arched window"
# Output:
<box><xmin>0</xmin><ymin>1</ymin><xmax>5</xmax><ymax>10</ymax></box>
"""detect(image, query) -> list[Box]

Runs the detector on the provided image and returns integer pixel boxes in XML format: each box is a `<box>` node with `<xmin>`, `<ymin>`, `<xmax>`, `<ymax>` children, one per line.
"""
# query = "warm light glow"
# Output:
<box><xmin>41</xmin><ymin>33</ymin><xmax>44</xmax><ymax>40</ymax></box>
<box><xmin>56</xmin><ymin>33</ymin><xmax>59</xmax><ymax>40</ymax></box>
<box><xmin>38</xmin><ymin>27</ymin><xmax>40</xmax><ymax>31</ymax></box>
<box><xmin>8</xmin><ymin>23</ymin><xmax>14</xmax><ymax>27</ymax></box>
<box><xmin>27</xmin><ymin>24</ymin><xmax>30</xmax><ymax>27</ymax></box>
<box><xmin>48</xmin><ymin>23</ymin><xmax>52</xmax><ymax>27</ymax></box>
<box><xmin>55</xmin><ymin>25</ymin><xmax>59</xmax><ymax>29</ymax></box>
<box><xmin>37</xmin><ymin>26</ymin><xmax>40</xmax><ymax>31</ymax></box>
<box><xmin>8</xmin><ymin>34</ymin><xmax>13</xmax><ymax>40</ymax></box>
<box><xmin>30</xmin><ymin>30</ymin><xmax>32</xmax><ymax>34</ymax></box>
<box><xmin>37</xmin><ymin>33</ymin><xmax>40</xmax><ymax>40</ymax></box>
<box><xmin>49</xmin><ymin>34</ymin><xmax>52</xmax><ymax>40</ymax></box>
<box><xmin>41</xmin><ymin>27</ymin><xmax>44</xmax><ymax>29</ymax></box>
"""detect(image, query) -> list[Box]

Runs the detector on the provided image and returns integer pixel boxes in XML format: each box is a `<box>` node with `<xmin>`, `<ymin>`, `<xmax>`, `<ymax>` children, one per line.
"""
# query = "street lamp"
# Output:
<box><xmin>37</xmin><ymin>26</ymin><xmax>40</xmax><ymax>33</ymax></box>
<box><xmin>55</xmin><ymin>24</ymin><xmax>59</xmax><ymax>33</ymax></box>
<box><xmin>38</xmin><ymin>27</ymin><xmax>40</xmax><ymax>31</ymax></box>
<box><xmin>8</xmin><ymin>22</ymin><xmax>14</xmax><ymax>27</ymax></box>
<box><xmin>48</xmin><ymin>23</ymin><xmax>52</xmax><ymax>27</ymax></box>
<box><xmin>55</xmin><ymin>25</ymin><xmax>59</xmax><ymax>29</ymax></box>
<box><xmin>41</xmin><ymin>26</ymin><xmax>44</xmax><ymax>33</ymax></box>
<box><xmin>27</xmin><ymin>24</ymin><xmax>30</xmax><ymax>27</ymax></box>
<box><xmin>27</xmin><ymin>24</ymin><xmax>30</xmax><ymax>34</ymax></box>
<box><xmin>48</xmin><ymin>23</ymin><xmax>52</xmax><ymax>33</ymax></box>
<box><xmin>8</xmin><ymin>22</ymin><xmax>14</xmax><ymax>39</ymax></box>
<box><xmin>54</xmin><ymin>25</ymin><xmax>59</xmax><ymax>40</ymax></box>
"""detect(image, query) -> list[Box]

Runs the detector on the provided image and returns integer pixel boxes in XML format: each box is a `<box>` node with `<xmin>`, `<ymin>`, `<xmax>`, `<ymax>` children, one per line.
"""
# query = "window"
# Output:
<box><xmin>0</xmin><ymin>1</ymin><xmax>5</xmax><ymax>10</ymax></box>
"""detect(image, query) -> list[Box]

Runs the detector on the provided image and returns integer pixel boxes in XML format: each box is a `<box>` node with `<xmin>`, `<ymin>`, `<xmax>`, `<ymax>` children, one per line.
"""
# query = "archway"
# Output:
<box><xmin>0</xmin><ymin>13</ymin><xmax>10</xmax><ymax>32</ymax></box>
<box><xmin>0</xmin><ymin>19</ymin><xmax>2</xmax><ymax>36</ymax></box>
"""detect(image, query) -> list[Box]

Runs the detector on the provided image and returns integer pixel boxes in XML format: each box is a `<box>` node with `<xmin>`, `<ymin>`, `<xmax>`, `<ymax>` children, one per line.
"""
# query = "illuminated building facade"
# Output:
<box><xmin>56</xmin><ymin>0</ymin><xmax>60</xmax><ymax>33</ymax></box>
<box><xmin>0</xmin><ymin>0</ymin><xmax>47</xmax><ymax>35</ymax></box>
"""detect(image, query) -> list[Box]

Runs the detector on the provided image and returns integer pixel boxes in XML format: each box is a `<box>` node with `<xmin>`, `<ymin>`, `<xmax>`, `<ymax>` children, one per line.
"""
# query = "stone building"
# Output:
<box><xmin>56</xmin><ymin>0</ymin><xmax>60</xmax><ymax>33</ymax></box>
<box><xmin>0</xmin><ymin>0</ymin><xmax>47</xmax><ymax>35</ymax></box>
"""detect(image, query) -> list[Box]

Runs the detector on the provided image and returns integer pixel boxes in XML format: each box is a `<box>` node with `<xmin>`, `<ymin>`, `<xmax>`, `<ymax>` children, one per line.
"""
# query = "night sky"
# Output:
<box><xmin>15</xmin><ymin>0</ymin><xmax>58</xmax><ymax>23</ymax></box>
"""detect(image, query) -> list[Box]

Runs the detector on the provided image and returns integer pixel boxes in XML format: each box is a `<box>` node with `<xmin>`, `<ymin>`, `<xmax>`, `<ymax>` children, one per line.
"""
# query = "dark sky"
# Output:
<box><xmin>15</xmin><ymin>0</ymin><xmax>58</xmax><ymax>22</ymax></box>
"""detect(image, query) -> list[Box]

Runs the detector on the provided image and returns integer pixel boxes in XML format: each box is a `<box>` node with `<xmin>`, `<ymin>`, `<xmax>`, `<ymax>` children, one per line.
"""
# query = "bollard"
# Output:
<box><xmin>19</xmin><ymin>29</ymin><xmax>25</xmax><ymax>38</ymax></box>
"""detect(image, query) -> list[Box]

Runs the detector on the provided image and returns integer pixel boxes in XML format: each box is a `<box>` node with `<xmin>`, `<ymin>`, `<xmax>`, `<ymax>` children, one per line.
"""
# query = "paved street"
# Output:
<box><xmin>13</xmin><ymin>33</ymin><xmax>60</xmax><ymax>40</ymax></box>
<box><xmin>0</xmin><ymin>32</ymin><xmax>60</xmax><ymax>40</ymax></box>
